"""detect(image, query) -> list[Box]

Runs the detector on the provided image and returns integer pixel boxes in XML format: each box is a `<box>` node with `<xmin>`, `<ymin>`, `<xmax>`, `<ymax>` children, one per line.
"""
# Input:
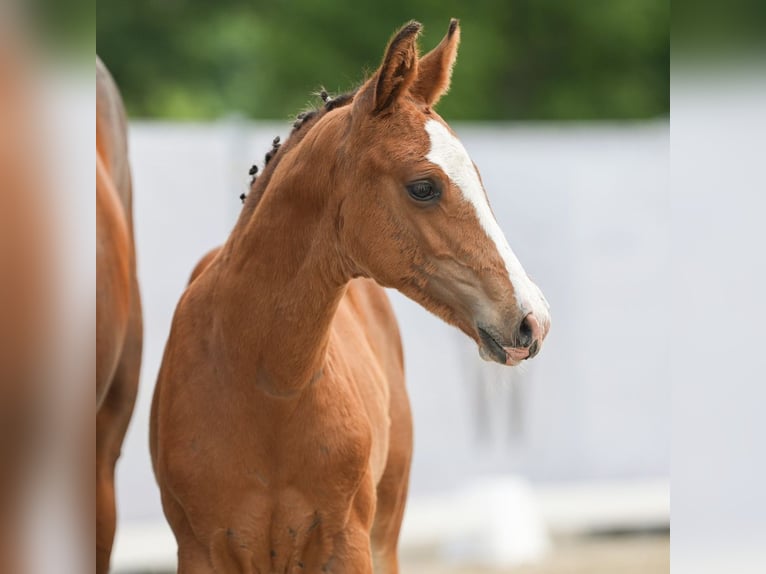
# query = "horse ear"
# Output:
<box><xmin>370</xmin><ymin>21</ymin><xmax>422</xmax><ymax>114</ymax></box>
<box><xmin>411</xmin><ymin>19</ymin><xmax>460</xmax><ymax>107</ymax></box>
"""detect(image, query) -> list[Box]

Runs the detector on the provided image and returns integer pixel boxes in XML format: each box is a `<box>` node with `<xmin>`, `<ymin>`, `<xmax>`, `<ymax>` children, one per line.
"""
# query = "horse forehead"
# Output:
<box><xmin>423</xmin><ymin>118</ymin><xmax>480</xmax><ymax>184</ymax></box>
<box><xmin>386</xmin><ymin>108</ymin><xmax>433</xmax><ymax>144</ymax></box>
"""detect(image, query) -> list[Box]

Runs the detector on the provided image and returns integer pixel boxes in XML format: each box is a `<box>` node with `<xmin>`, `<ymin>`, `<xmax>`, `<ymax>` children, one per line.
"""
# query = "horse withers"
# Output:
<box><xmin>151</xmin><ymin>19</ymin><xmax>549</xmax><ymax>573</ymax></box>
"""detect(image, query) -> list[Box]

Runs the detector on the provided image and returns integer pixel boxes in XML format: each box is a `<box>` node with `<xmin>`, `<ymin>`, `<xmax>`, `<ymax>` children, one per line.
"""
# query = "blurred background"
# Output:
<box><xmin>98</xmin><ymin>0</ymin><xmax>668</xmax><ymax>122</ymax></box>
<box><xmin>97</xmin><ymin>1</ymin><xmax>669</xmax><ymax>572</ymax></box>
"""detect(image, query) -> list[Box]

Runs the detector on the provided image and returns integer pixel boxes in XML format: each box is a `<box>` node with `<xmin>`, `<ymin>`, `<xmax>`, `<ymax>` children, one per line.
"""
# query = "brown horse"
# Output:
<box><xmin>96</xmin><ymin>57</ymin><xmax>143</xmax><ymax>574</ymax></box>
<box><xmin>151</xmin><ymin>20</ymin><xmax>549</xmax><ymax>573</ymax></box>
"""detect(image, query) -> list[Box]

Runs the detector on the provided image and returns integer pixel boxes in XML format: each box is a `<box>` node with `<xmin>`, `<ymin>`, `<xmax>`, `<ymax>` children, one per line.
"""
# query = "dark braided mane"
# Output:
<box><xmin>239</xmin><ymin>88</ymin><xmax>357</xmax><ymax>212</ymax></box>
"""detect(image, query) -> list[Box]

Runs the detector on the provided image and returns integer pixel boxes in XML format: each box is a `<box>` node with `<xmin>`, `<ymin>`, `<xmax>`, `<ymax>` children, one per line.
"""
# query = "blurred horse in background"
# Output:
<box><xmin>96</xmin><ymin>57</ymin><xmax>143</xmax><ymax>574</ymax></box>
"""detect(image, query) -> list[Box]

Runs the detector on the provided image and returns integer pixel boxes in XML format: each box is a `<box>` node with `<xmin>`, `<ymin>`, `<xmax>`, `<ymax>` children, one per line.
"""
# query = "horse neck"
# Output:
<box><xmin>213</xmin><ymin>136</ymin><xmax>351</xmax><ymax>397</ymax></box>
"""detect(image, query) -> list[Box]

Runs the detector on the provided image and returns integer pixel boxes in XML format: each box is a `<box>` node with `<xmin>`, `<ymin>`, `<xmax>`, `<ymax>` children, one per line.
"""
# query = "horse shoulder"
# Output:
<box><xmin>331</xmin><ymin>280</ymin><xmax>407</xmax><ymax>484</ymax></box>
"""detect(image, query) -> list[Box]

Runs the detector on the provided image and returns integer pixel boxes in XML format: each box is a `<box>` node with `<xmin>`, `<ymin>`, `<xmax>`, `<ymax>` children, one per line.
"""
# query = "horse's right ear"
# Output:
<box><xmin>360</xmin><ymin>21</ymin><xmax>422</xmax><ymax>114</ymax></box>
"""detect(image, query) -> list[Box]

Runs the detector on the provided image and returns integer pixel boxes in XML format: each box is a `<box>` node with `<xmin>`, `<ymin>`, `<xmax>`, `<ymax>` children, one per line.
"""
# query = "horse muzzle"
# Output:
<box><xmin>477</xmin><ymin>311</ymin><xmax>548</xmax><ymax>366</ymax></box>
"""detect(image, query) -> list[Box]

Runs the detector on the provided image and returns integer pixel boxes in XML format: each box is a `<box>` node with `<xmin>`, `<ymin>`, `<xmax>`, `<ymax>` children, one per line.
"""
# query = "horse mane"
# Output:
<box><xmin>240</xmin><ymin>88</ymin><xmax>357</xmax><ymax>214</ymax></box>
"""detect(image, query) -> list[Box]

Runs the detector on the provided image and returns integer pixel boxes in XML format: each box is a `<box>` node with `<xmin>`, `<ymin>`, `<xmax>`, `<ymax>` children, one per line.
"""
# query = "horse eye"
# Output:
<box><xmin>407</xmin><ymin>180</ymin><xmax>439</xmax><ymax>202</ymax></box>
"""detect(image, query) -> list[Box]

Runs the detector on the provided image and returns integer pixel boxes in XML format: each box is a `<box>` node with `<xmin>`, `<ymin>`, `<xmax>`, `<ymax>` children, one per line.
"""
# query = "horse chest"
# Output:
<box><xmin>199</xmin><ymin>382</ymin><xmax>380</xmax><ymax>571</ymax></box>
<box><xmin>251</xmin><ymin>359</ymin><xmax>387</xmax><ymax>493</ymax></box>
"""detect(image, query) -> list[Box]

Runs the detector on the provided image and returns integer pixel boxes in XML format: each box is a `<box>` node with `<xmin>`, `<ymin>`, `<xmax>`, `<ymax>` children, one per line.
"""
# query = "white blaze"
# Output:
<box><xmin>424</xmin><ymin>119</ymin><xmax>550</xmax><ymax>321</ymax></box>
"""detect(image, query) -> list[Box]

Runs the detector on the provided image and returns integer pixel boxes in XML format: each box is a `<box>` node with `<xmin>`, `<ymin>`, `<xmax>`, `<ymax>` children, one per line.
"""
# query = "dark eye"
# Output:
<box><xmin>406</xmin><ymin>180</ymin><xmax>440</xmax><ymax>202</ymax></box>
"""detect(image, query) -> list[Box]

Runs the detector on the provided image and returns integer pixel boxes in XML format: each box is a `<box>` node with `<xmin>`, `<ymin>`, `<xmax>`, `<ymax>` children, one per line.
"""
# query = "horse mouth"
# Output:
<box><xmin>477</xmin><ymin>327</ymin><xmax>530</xmax><ymax>366</ymax></box>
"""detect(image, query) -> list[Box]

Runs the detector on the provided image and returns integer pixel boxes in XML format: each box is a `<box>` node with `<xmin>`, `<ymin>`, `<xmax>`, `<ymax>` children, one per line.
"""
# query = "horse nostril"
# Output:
<box><xmin>517</xmin><ymin>313</ymin><xmax>541</xmax><ymax>348</ymax></box>
<box><xmin>518</xmin><ymin>316</ymin><xmax>533</xmax><ymax>347</ymax></box>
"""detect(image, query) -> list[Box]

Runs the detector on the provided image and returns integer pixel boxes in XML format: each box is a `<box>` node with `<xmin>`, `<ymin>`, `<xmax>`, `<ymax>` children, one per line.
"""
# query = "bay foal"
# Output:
<box><xmin>96</xmin><ymin>58</ymin><xmax>143</xmax><ymax>573</ymax></box>
<box><xmin>151</xmin><ymin>20</ymin><xmax>550</xmax><ymax>573</ymax></box>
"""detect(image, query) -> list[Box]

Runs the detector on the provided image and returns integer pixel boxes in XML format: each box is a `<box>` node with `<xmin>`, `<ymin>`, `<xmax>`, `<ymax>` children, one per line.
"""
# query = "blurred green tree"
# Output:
<box><xmin>97</xmin><ymin>0</ymin><xmax>668</xmax><ymax>120</ymax></box>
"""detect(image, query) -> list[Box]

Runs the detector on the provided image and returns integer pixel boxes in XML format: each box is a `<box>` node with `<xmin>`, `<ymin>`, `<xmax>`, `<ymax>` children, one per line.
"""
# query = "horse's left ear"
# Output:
<box><xmin>370</xmin><ymin>21</ymin><xmax>422</xmax><ymax>114</ymax></box>
<box><xmin>411</xmin><ymin>19</ymin><xmax>460</xmax><ymax>107</ymax></box>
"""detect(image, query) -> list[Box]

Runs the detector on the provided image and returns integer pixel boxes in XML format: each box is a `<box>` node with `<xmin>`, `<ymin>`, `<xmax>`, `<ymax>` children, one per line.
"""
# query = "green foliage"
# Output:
<box><xmin>673</xmin><ymin>0</ymin><xmax>766</xmax><ymax>55</ymax></box>
<box><xmin>97</xmin><ymin>0</ymin><xmax>668</xmax><ymax>121</ymax></box>
<box><xmin>29</xmin><ymin>0</ymin><xmax>96</xmax><ymax>55</ymax></box>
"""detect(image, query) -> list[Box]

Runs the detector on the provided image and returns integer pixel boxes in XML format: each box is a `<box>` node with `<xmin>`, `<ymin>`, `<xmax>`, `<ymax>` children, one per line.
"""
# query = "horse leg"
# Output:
<box><xmin>370</xmin><ymin>385</ymin><xmax>413</xmax><ymax>574</ymax></box>
<box><xmin>96</xmin><ymin>288</ymin><xmax>141</xmax><ymax>574</ymax></box>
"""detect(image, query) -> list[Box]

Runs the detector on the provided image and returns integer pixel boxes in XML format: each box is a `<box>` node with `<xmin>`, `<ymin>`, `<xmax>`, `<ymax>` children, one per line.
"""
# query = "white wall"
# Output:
<box><xmin>117</xmin><ymin>120</ymin><xmax>669</xmax><ymax>524</ymax></box>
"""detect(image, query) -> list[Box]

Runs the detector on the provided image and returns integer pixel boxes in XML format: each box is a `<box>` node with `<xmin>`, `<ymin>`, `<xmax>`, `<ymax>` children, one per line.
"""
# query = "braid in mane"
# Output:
<box><xmin>239</xmin><ymin>88</ymin><xmax>357</xmax><ymax>215</ymax></box>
